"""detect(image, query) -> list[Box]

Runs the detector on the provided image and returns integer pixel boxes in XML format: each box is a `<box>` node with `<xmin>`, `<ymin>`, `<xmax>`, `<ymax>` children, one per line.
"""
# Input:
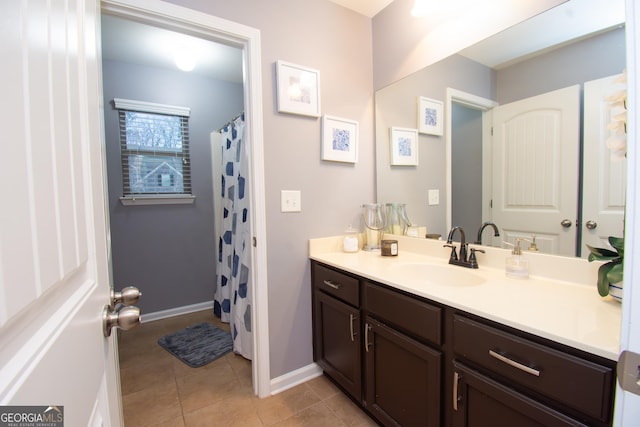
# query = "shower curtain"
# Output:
<box><xmin>214</xmin><ymin>113</ymin><xmax>252</xmax><ymax>359</ymax></box>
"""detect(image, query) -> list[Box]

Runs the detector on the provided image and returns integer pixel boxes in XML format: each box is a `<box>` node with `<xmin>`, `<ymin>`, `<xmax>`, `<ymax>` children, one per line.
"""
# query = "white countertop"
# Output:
<box><xmin>309</xmin><ymin>235</ymin><xmax>622</xmax><ymax>361</ymax></box>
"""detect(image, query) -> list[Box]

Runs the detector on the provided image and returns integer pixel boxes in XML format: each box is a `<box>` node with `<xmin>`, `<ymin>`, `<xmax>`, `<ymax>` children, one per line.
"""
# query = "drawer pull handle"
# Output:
<box><xmin>323</xmin><ymin>279</ymin><xmax>341</xmax><ymax>290</ymax></box>
<box><xmin>489</xmin><ymin>350</ymin><xmax>540</xmax><ymax>377</ymax></box>
<box><xmin>453</xmin><ymin>371</ymin><xmax>461</xmax><ymax>411</ymax></box>
<box><xmin>349</xmin><ymin>314</ymin><xmax>356</xmax><ymax>342</ymax></box>
<box><xmin>365</xmin><ymin>323</ymin><xmax>372</xmax><ymax>352</ymax></box>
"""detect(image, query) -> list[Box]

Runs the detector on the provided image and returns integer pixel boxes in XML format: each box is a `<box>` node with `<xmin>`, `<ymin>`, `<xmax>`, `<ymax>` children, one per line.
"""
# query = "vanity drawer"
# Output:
<box><xmin>453</xmin><ymin>315</ymin><xmax>614</xmax><ymax>422</ymax></box>
<box><xmin>365</xmin><ymin>282</ymin><xmax>442</xmax><ymax>346</ymax></box>
<box><xmin>312</xmin><ymin>262</ymin><xmax>360</xmax><ymax>307</ymax></box>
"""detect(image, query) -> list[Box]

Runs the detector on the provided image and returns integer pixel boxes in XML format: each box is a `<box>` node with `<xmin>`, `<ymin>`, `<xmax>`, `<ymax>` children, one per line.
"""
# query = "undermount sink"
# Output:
<box><xmin>390</xmin><ymin>262</ymin><xmax>486</xmax><ymax>287</ymax></box>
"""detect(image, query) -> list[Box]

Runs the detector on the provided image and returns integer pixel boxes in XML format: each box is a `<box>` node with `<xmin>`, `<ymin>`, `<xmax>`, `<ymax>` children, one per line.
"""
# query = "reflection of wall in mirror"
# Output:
<box><xmin>375</xmin><ymin>27</ymin><xmax>626</xmax><ymax>241</ymax></box>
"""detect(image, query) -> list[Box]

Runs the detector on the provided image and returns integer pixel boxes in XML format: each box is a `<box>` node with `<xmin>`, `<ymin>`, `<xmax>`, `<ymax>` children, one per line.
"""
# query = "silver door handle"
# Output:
<box><xmin>111</xmin><ymin>286</ymin><xmax>142</xmax><ymax>308</ymax></box>
<box><xmin>365</xmin><ymin>323</ymin><xmax>372</xmax><ymax>352</ymax></box>
<box><xmin>560</xmin><ymin>219</ymin><xmax>572</xmax><ymax>228</ymax></box>
<box><xmin>585</xmin><ymin>220</ymin><xmax>598</xmax><ymax>230</ymax></box>
<box><xmin>103</xmin><ymin>305</ymin><xmax>141</xmax><ymax>337</ymax></box>
<box><xmin>489</xmin><ymin>350</ymin><xmax>540</xmax><ymax>376</ymax></box>
<box><xmin>349</xmin><ymin>314</ymin><xmax>356</xmax><ymax>342</ymax></box>
<box><xmin>453</xmin><ymin>371</ymin><xmax>461</xmax><ymax>411</ymax></box>
<box><xmin>322</xmin><ymin>280</ymin><xmax>341</xmax><ymax>290</ymax></box>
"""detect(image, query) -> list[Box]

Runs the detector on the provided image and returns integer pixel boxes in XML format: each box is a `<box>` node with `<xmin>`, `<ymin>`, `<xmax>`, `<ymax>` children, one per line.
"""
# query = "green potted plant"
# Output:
<box><xmin>586</xmin><ymin>236</ymin><xmax>624</xmax><ymax>298</ymax></box>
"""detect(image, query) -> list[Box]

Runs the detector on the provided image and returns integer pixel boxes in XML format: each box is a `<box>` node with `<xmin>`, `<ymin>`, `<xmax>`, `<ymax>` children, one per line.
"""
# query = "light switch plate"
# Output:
<box><xmin>281</xmin><ymin>190</ymin><xmax>301</xmax><ymax>212</ymax></box>
<box><xmin>428</xmin><ymin>189</ymin><xmax>440</xmax><ymax>206</ymax></box>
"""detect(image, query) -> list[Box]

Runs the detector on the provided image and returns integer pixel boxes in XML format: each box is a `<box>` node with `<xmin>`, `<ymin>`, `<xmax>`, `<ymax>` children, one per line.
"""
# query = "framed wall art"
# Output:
<box><xmin>276</xmin><ymin>60</ymin><xmax>321</xmax><ymax>117</ymax></box>
<box><xmin>417</xmin><ymin>96</ymin><xmax>443</xmax><ymax>135</ymax></box>
<box><xmin>321</xmin><ymin>115</ymin><xmax>359</xmax><ymax>163</ymax></box>
<box><xmin>390</xmin><ymin>127</ymin><xmax>419</xmax><ymax>166</ymax></box>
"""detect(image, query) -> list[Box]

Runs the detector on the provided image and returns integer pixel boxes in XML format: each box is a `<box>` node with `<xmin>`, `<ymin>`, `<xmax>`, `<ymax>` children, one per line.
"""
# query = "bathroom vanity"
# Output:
<box><xmin>310</xmin><ymin>236</ymin><xmax>621</xmax><ymax>427</ymax></box>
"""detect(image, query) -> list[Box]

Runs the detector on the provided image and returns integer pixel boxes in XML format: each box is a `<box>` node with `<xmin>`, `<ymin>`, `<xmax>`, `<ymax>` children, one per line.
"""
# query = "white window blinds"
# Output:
<box><xmin>114</xmin><ymin>98</ymin><xmax>192</xmax><ymax>197</ymax></box>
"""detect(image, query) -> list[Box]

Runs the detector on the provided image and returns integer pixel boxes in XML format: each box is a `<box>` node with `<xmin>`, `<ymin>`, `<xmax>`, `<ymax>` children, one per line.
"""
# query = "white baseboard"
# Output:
<box><xmin>269</xmin><ymin>363</ymin><xmax>323</xmax><ymax>396</ymax></box>
<box><xmin>141</xmin><ymin>301</ymin><xmax>214</xmax><ymax>323</ymax></box>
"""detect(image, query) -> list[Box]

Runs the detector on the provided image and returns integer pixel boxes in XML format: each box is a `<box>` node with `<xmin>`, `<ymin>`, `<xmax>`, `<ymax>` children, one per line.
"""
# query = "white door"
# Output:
<box><xmin>492</xmin><ymin>85</ymin><xmax>580</xmax><ymax>256</ymax></box>
<box><xmin>582</xmin><ymin>74</ymin><xmax>627</xmax><ymax>255</ymax></box>
<box><xmin>0</xmin><ymin>1</ymin><xmax>123</xmax><ymax>426</ymax></box>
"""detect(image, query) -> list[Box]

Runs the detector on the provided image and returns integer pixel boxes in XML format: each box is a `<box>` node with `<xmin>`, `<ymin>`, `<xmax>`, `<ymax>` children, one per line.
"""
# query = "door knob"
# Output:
<box><xmin>560</xmin><ymin>219</ymin><xmax>573</xmax><ymax>228</ymax></box>
<box><xmin>103</xmin><ymin>305</ymin><xmax>141</xmax><ymax>337</ymax></box>
<box><xmin>110</xmin><ymin>286</ymin><xmax>142</xmax><ymax>308</ymax></box>
<box><xmin>585</xmin><ymin>220</ymin><xmax>598</xmax><ymax>230</ymax></box>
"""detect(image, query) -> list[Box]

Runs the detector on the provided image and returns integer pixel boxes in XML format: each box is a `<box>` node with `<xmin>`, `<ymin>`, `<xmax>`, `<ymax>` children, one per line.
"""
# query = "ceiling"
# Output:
<box><xmin>101</xmin><ymin>0</ymin><xmax>624</xmax><ymax>84</ymax></box>
<box><xmin>100</xmin><ymin>1</ymin><xmax>392</xmax><ymax>82</ymax></box>
<box><xmin>101</xmin><ymin>14</ymin><xmax>244</xmax><ymax>83</ymax></box>
<box><xmin>458</xmin><ymin>0</ymin><xmax>625</xmax><ymax>69</ymax></box>
<box><xmin>327</xmin><ymin>0</ymin><xmax>394</xmax><ymax>17</ymax></box>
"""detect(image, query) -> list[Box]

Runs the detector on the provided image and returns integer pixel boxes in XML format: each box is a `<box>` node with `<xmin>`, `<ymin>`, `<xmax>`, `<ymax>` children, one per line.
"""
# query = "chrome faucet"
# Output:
<box><xmin>444</xmin><ymin>226</ymin><xmax>484</xmax><ymax>269</ymax></box>
<box><xmin>475</xmin><ymin>221</ymin><xmax>500</xmax><ymax>244</ymax></box>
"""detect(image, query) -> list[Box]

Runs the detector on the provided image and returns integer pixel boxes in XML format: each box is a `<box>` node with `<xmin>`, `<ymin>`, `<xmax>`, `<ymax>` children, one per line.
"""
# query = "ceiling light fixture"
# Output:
<box><xmin>174</xmin><ymin>49</ymin><xmax>196</xmax><ymax>72</ymax></box>
<box><xmin>411</xmin><ymin>0</ymin><xmax>429</xmax><ymax>17</ymax></box>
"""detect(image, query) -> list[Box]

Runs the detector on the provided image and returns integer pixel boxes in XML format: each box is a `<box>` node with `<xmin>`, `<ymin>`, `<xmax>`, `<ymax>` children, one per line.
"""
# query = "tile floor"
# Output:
<box><xmin>118</xmin><ymin>309</ymin><xmax>378</xmax><ymax>426</ymax></box>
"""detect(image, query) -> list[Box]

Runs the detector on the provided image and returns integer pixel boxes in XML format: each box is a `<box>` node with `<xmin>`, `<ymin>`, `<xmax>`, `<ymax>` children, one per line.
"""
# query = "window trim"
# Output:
<box><xmin>114</xmin><ymin>98</ymin><xmax>195</xmax><ymax>205</ymax></box>
<box><xmin>119</xmin><ymin>194</ymin><xmax>196</xmax><ymax>206</ymax></box>
<box><xmin>114</xmin><ymin>98</ymin><xmax>191</xmax><ymax>117</ymax></box>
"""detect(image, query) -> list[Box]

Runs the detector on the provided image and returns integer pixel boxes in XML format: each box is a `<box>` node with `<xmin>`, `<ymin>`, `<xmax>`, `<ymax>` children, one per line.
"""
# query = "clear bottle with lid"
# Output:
<box><xmin>343</xmin><ymin>225</ymin><xmax>359</xmax><ymax>253</ymax></box>
<box><xmin>505</xmin><ymin>238</ymin><xmax>529</xmax><ymax>279</ymax></box>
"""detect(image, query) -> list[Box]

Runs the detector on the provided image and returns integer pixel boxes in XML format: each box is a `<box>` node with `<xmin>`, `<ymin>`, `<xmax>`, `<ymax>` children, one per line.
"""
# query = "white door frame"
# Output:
<box><xmin>100</xmin><ymin>0</ymin><xmax>271</xmax><ymax>398</ymax></box>
<box><xmin>445</xmin><ymin>88</ymin><xmax>498</xmax><ymax>232</ymax></box>
<box><xmin>614</xmin><ymin>0</ymin><xmax>640</xmax><ymax>423</ymax></box>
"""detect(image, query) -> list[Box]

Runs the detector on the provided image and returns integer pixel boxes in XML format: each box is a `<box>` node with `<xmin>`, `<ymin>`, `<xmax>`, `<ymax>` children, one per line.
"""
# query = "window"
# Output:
<box><xmin>114</xmin><ymin>98</ymin><xmax>194</xmax><ymax>205</ymax></box>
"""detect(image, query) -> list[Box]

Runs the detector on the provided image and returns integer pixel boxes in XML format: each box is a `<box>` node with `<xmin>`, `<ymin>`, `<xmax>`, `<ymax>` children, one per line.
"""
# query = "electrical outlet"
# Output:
<box><xmin>428</xmin><ymin>189</ymin><xmax>440</xmax><ymax>206</ymax></box>
<box><xmin>281</xmin><ymin>190</ymin><xmax>301</xmax><ymax>212</ymax></box>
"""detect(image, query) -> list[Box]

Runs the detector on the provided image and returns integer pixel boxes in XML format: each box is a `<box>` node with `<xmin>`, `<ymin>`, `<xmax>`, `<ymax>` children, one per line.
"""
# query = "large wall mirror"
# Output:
<box><xmin>375</xmin><ymin>0</ymin><xmax>627</xmax><ymax>258</ymax></box>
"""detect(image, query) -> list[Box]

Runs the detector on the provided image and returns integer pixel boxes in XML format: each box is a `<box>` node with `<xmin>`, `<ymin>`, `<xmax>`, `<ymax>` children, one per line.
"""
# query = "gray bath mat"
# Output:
<box><xmin>158</xmin><ymin>322</ymin><xmax>233</xmax><ymax>368</ymax></box>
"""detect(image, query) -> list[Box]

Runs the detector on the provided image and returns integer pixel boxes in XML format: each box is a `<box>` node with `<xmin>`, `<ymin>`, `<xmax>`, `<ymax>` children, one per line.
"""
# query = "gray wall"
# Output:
<box><xmin>451</xmin><ymin>104</ymin><xmax>483</xmax><ymax>236</ymax></box>
<box><xmin>102</xmin><ymin>59</ymin><xmax>244</xmax><ymax>314</ymax></box>
<box><xmin>375</xmin><ymin>54</ymin><xmax>495</xmax><ymax>237</ymax></box>
<box><xmin>497</xmin><ymin>27</ymin><xmax>627</xmax><ymax>103</ymax></box>
<box><xmin>163</xmin><ymin>0</ymin><xmax>375</xmax><ymax>379</ymax></box>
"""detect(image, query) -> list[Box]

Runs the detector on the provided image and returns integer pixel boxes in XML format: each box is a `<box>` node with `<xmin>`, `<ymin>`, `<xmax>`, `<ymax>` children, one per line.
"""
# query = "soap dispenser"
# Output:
<box><xmin>505</xmin><ymin>238</ymin><xmax>529</xmax><ymax>279</ymax></box>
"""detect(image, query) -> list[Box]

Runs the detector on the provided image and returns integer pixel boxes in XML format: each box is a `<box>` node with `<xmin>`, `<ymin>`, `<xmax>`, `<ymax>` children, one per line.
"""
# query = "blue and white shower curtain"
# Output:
<box><xmin>215</xmin><ymin>113</ymin><xmax>252</xmax><ymax>360</ymax></box>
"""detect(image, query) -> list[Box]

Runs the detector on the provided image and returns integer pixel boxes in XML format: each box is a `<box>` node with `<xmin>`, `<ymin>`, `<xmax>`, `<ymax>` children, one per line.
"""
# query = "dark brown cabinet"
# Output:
<box><xmin>451</xmin><ymin>314</ymin><xmax>615</xmax><ymax>427</ymax></box>
<box><xmin>364</xmin><ymin>317</ymin><xmax>442</xmax><ymax>426</ymax></box>
<box><xmin>312</xmin><ymin>262</ymin><xmax>362</xmax><ymax>400</ymax></box>
<box><xmin>364</xmin><ymin>281</ymin><xmax>444</xmax><ymax>426</ymax></box>
<box><xmin>451</xmin><ymin>362</ymin><xmax>588</xmax><ymax>427</ymax></box>
<box><xmin>310</xmin><ymin>260</ymin><xmax>616</xmax><ymax>427</ymax></box>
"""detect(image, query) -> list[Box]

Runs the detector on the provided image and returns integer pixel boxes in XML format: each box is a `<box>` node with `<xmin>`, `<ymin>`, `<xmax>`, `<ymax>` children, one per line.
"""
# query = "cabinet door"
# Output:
<box><xmin>452</xmin><ymin>362</ymin><xmax>587</xmax><ymax>427</ymax></box>
<box><xmin>364</xmin><ymin>317</ymin><xmax>441</xmax><ymax>427</ymax></box>
<box><xmin>313</xmin><ymin>290</ymin><xmax>361</xmax><ymax>399</ymax></box>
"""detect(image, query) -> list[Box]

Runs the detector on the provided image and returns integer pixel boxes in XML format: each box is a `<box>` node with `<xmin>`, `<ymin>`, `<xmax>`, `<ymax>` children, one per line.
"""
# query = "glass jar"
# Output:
<box><xmin>362</xmin><ymin>203</ymin><xmax>386</xmax><ymax>251</ymax></box>
<box><xmin>343</xmin><ymin>226</ymin><xmax>359</xmax><ymax>253</ymax></box>
<box><xmin>385</xmin><ymin>203</ymin><xmax>411</xmax><ymax>235</ymax></box>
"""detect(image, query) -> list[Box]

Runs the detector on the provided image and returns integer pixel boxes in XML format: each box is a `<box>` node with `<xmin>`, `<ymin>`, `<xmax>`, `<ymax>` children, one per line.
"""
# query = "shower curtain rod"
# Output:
<box><xmin>218</xmin><ymin>112</ymin><xmax>244</xmax><ymax>132</ymax></box>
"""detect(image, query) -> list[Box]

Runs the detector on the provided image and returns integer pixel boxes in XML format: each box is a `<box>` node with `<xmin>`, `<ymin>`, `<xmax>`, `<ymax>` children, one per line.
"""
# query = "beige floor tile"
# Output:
<box><xmin>255</xmin><ymin>384</ymin><xmax>322</xmax><ymax>426</ymax></box>
<box><xmin>122</xmin><ymin>380</ymin><xmax>182</xmax><ymax>426</ymax></box>
<box><xmin>227</xmin><ymin>353</ymin><xmax>253</xmax><ymax>386</ymax></box>
<box><xmin>119</xmin><ymin>311</ymin><xmax>376</xmax><ymax>427</ymax></box>
<box><xmin>183</xmin><ymin>395</ymin><xmax>262</xmax><ymax>427</ymax></box>
<box><xmin>176</xmin><ymin>362</ymin><xmax>246</xmax><ymax>413</ymax></box>
<box><xmin>148</xmin><ymin>416</ymin><xmax>186</xmax><ymax>427</ymax></box>
<box><xmin>271</xmin><ymin>402</ymin><xmax>346</xmax><ymax>427</ymax></box>
<box><xmin>305</xmin><ymin>375</ymin><xmax>341</xmax><ymax>401</ymax></box>
<box><xmin>324</xmin><ymin>393</ymin><xmax>378</xmax><ymax>426</ymax></box>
